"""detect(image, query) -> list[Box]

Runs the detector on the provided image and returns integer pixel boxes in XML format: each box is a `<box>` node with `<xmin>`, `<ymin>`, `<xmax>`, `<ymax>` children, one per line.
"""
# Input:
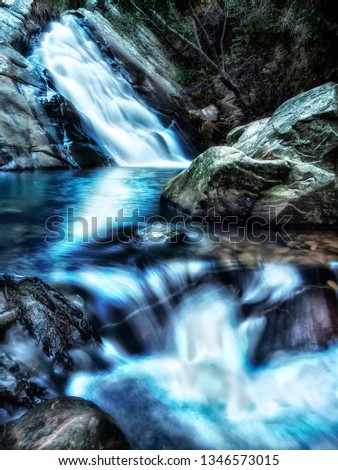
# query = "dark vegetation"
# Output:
<box><xmin>112</xmin><ymin>0</ymin><xmax>338</xmax><ymax>116</ymax></box>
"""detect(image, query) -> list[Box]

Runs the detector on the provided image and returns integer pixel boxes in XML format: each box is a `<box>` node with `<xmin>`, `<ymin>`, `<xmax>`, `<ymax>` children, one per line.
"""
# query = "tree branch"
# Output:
<box><xmin>220</xmin><ymin>2</ymin><xmax>228</xmax><ymax>68</ymax></box>
<box><xmin>150</xmin><ymin>9</ymin><xmax>248</xmax><ymax>113</ymax></box>
<box><xmin>189</xmin><ymin>0</ymin><xmax>219</xmax><ymax>64</ymax></box>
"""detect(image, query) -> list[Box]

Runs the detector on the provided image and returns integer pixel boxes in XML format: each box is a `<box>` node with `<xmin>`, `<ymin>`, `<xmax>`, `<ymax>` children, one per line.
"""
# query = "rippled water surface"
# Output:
<box><xmin>1</xmin><ymin>166</ymin><xmax>338</xmax><ymax>449</ymax></box>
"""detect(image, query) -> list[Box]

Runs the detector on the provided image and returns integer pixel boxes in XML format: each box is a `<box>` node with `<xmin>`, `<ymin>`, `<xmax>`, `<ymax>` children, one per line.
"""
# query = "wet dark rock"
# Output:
<box><xmin>217</xmin><ymin>92</ymin><xmax>244</xmax><ymax>119</ymax></box>
<box><xmin>0</xmin><ymin>352</ymin><xmax>46</xmax><ymax>424</ymax></box>
<box><xmin>1</xmin><ymin>274</ymin><xmax>101</xmax><ymax>368</ymax></box>
<box><xmin>0</xmin><ymin>397</ymin><xmax>131</xmax><ymax>450</ymax></box>
<box><xmin>42</xmin><ymin>93</ymin><xmax>110</xmax><ymax>168</ymax></box>
<box><xmin>253</xmin><ymin>286</ymin><xmax>338</xmax><ymax>364</ymax></box>
<box><xmin>163</xmin><ymin>83</ymin><xmax>338</xmax><ymax>226</ymax></box>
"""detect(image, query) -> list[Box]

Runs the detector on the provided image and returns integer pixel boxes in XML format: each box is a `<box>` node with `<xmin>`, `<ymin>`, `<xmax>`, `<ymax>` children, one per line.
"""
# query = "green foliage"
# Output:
<box><xmin>175</xmin><ymin>64</ymin><xmax>200</xmax><ymax>86</ymax></box>
<box><xmin>114</xmin><ymin>0</ymin><xmax>195</xmax><ymax>45</ymax></box>
<box><xmin>55</xmin><ymin>1</ymin><xmax>87</xmax><ymax>11</ymax></box>
<box><xmin>116</xmin><ymin>0</ymin><xmax>176</xmax><ymax>16</ymax></box>
<box><xmin>224</xmin><ymin>0</ymin><xmax>323</xmax><ymax>63</ymax></box>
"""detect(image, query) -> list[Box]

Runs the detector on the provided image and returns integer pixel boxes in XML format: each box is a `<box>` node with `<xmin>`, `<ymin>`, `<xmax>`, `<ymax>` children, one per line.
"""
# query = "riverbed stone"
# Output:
<box><xmin>235</xmin><ymin>82</ymin><xmax>338</xmax><ymax>172</ymax></box>
<box><xmin>0</xmin><ymin>352</ymin><xmax>45</xmax><ymax>424</ymax></box>
<box><xmin>0</xmin><ymin>397</ymin><xmax>131</xmax><ymax>450</ymax></box>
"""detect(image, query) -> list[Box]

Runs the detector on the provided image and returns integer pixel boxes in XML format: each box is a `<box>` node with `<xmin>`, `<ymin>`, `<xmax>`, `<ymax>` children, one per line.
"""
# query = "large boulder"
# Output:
<box><xmin>0</xmin><ymin>397</ymin><xmax>130</xmax><ymax>450</ymax></box>
<box><xmin>234</xmin><ymin>82</ymin><xmax>338</xmax><ymax>173</ymax></box>
<box><xmin>162</xmin><ymin>83</ymin><xmax>338</xmax><ymax>226</ymax></box>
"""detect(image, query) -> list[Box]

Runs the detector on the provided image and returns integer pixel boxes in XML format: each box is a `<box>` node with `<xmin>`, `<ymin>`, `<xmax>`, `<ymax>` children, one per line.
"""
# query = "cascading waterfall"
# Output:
<box><xmin>66</xmin><ymin>262</ymin><xmax>338</xmax><ymax>449</ymax></box>
<box><xmin>32</xmin><ymin>15</ymin><xmax>189</xmax><ymax>168</ymax></box>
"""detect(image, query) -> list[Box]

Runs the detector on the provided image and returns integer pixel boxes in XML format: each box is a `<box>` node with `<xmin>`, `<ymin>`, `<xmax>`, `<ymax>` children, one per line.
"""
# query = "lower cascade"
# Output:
<box><xmin>32</xmin><ymin>15</ymin><xmax>189</xmax><ymax>168</ymax></box>
<box><xmin>64</xmin><ymin>262</ymin><xmax>338</xmax><ymax>450</ymax></box>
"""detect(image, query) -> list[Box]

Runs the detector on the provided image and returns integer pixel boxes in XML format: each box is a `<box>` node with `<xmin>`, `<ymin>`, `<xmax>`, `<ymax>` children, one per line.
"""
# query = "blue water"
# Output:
<box><xmin>0</xmin><ymin>167</ymin><xmax>180</xmax><ymax>276</ymax></box>
<box><xmin>0</xmin><ymin>168</ymin><xmax>338</xmax><ymax>449</ymax></box>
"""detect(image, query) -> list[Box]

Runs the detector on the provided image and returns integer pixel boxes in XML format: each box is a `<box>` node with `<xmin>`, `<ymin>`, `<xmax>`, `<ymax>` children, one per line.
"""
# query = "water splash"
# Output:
<box><xmin>32</xmin><ymin>15</ymin><xmax>189</xmax><ymax>168</ymax></box>
<box><xmin>52</xmin><ymin>260</ymin><xmax>213</xmax><ymax>353</ymax></box>
<box><xmin>67</xmin><ymin>263</ymin><xmax>338</xmax><ymax>449</ymax></box>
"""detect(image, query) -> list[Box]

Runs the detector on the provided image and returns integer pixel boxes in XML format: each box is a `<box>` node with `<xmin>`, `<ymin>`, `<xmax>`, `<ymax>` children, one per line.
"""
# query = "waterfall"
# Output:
<box><xmin>66</xmin><ymin>262</ymin><xmax>338</xmax><ymax>449</ymax></box>
<box><xmin>32</xmin><ymin>15</ymin><xmax>189</xmax><ymax>168</ymax></box>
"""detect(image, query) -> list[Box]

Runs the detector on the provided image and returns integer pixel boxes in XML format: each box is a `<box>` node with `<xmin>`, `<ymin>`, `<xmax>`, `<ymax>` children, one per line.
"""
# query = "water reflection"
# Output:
<box><xmin>0</xmin><ymin>167</ymin><xmax>180</xmax><ymax>274</ymax></box>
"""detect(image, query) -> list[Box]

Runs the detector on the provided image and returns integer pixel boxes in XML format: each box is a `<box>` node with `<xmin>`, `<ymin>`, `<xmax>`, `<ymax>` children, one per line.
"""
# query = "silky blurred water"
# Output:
<box><xmin>31</xmin><ymin>15</ymin><xmax>189</xmax><ymax>168</ymax></box>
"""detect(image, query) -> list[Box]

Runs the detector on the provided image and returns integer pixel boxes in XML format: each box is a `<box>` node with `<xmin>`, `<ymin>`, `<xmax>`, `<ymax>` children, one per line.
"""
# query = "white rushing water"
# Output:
<box><xmin>32</xmin><ymin>15</ymin><xmax>189</xmax><ymax>168</ymax></box>
<box><xmin>67</xmin><ymin>262</ymin><xmax>338</xmax><ymax>449</ymax></box>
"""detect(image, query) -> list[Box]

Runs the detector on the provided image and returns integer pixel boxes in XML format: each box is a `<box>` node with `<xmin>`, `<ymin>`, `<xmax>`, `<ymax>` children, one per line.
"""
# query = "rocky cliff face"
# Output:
<box><xmin>0</xmin><ymin>0</ymin><xmax>70</xmax><ymax>169</ymax></box>
<box><xmin>162</xmin><ymin>83</ymin><xmax>338</xmax><ymax>226</ymax></box>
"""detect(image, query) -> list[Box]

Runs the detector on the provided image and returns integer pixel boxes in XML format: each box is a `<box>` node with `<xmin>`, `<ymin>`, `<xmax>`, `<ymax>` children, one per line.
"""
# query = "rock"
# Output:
<box><xmin>1</xmin><ymin>274</ymin><xmax>101</xmax><ymax>368</ymax></box>
<box><xmin>226</xmin><ymin>119</ymin><xmax>270</xmax><ymax>146</ymax></box>
<box><xmin>189</xmin><ymin>104</ymin><xmax>220</xmax><ymax>122</ymax></box>
<box><xmin>0</xmin><ymin>397</ymin><xmax>131</xmax><ymax>450</ymax></box>
<box><xmin>42</xmin><ymin>93</ymin><xmax>110</xmax><ymax>168</ymax></box>
<box><xmin>0</xmin><ymin>1</ymin><xmax>36</xmax><ymax>46</ymax></box>
<box><xmin>163</xmin><ymin>83</ymin><xmax>338</xmax><ymax>226</ymax></box>
<box><xmin>74</xmin><ymin>8</ymin><xmax>181</xmax><ymax>100</ymax></box>
<box><xmin>200</xmin><ymin>121</ymin><xmax>222</xmax><ymax>146</ymax></box>
<box><xmin>0</xmin><ymin>352</ymin><xmax>46</xmax><ymax>424</ymax></box>
<box><xmin>85</xmin><ymin>0</ymin><xmax>98</xmax><ymax>10</ymax></box>
<box><xmin>162</xmin><ymin>146</ymin><xmax>292</xmax><ymax>221</ymax></box>
<box><xmin>0</xmin><ymin>2</ymin><xmax>71</xmax><ymax>170</ymax></box>
<box><xmin>226</xmin><ymin>124</ymin><xmax>249</xmax><ymax>145</ymax></box>
<box><xmin>217</xmin><ymin>92</ymin><xmax>244</xmax><ymax>118</ymax></box>
<box><xmin>235</xmin><ymin>82</ymin><xmax>338</xmax><ymax>172</ymax></box>
<box><xmin>253</xmin><ymin>286</ymin><xmax>338</xmax><ymax>364</ymax></box>
<box><xmin>0</xmin><ymin>71</ymin><xmax>67</xmax><ymax>170</ymax></box>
